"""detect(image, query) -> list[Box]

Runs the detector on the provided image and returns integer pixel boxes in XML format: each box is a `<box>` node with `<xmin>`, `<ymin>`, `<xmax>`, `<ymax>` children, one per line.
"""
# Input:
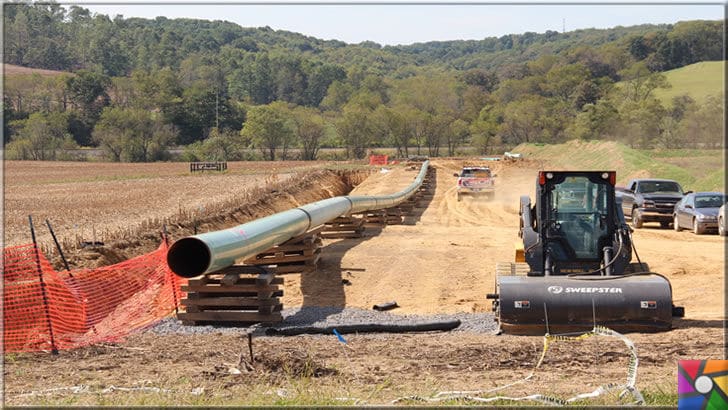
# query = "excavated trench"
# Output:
<box><xmin>53</xmin><ymin>169</ymin><xmax>371</xmax><ymax>270</ymax></box>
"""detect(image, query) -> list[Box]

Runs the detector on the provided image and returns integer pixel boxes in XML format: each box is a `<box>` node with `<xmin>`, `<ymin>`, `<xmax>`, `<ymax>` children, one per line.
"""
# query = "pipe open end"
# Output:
<box><xmin>167</xmin><ymin>237</ymin><xmax>211</xmax><ymax>278</ymax></box>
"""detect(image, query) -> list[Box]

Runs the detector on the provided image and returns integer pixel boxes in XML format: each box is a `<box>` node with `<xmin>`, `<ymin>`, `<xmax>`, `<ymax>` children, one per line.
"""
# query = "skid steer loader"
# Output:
<box><xmin>487</xmin><ymin>171</ymin><xmax>684</xmax><ymax>335</ymax></box>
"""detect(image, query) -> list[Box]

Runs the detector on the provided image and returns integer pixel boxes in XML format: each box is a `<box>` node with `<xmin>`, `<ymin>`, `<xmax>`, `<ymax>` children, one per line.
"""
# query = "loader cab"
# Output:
<box><xmin>548</xmin><ymin>176</ymin><xmax>609</xmax><ymax>259</ymax></box>
<box><xmin>525</xmin><ymin>171</ymin><xmax>629</xmax><ymax>276</ymax></box>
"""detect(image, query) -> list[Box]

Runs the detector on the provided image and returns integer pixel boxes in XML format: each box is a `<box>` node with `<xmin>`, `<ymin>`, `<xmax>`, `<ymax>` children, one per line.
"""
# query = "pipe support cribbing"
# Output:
<box><xmin>391</xmin><ymin>325</ymin><xmax>644</xmax><ymax>406</ymax></box>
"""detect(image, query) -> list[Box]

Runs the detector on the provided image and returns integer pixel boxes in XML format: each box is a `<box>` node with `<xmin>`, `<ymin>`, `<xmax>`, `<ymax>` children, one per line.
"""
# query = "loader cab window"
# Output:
<box><xmin>549</xmin><ymin>176</ymin><xmax>609</xmax><ymax>259</ymax></box>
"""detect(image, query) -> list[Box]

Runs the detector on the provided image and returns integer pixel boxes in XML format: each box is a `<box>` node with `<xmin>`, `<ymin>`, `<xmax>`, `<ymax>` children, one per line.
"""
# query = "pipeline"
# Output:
<box><xmin>167</xmin><ymin>161</ymin><xmax>430</xmax><ymax>278</ymax></box>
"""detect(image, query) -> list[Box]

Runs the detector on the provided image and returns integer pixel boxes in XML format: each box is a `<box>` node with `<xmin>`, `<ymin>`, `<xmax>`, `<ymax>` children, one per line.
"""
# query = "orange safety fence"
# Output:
<box><xmin>369</xmin><ymin>155</ymin><xmax>388</xmax><ymax>166</ymax></box>
<box><xmin>3</xmin><ymin>241</ymin><xmax>187</xmax><ymax>353</ymax></box>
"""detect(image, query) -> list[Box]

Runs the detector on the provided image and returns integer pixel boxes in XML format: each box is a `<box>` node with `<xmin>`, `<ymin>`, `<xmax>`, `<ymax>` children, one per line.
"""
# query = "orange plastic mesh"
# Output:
<box><xmin>369</xmin><ymin>155</ymin><xmax>389</xmax><ymax>166</ymax></box>
<box><xmin>3</xmin><ymin>241</ymin><xmax>186</xmax><ymax>353</ymax></box>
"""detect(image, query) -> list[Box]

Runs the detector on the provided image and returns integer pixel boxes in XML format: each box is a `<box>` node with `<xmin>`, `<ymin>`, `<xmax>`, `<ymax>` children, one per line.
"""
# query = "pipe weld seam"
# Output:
<box><xmin>343</xmin><ymin>196</ymin><xmax>354</xmax><ymax>208</ymax></box>
<box><xmin>296</xmin><ymin>207</ymin><xmax>314</xmax><ymax>231</ymax></box>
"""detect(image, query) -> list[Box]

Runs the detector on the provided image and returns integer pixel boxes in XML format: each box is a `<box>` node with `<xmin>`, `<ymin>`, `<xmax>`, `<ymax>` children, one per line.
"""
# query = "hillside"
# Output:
<box><xmin>513</xmin><ymin>140</ymin><xmax>724</xmax><ymax>191</ymax></box>
<box><xmin>3</xmin><ymin>3</ymin><xmax>723</xmax><ymax>162</ymax></box>
<box><xmin>3</xmin><ymin>2</ymin><xmax>723</xmax><ymax>77</ymax></box>
<box><xmin>390</xmin><ymin>24</ymin><xmax>674</xmax><ymax>71</ymax></box>
<box><xmin>652</xmin><ymin>61</ymin><xmax>725</xmax><ymax>105</ymax></box>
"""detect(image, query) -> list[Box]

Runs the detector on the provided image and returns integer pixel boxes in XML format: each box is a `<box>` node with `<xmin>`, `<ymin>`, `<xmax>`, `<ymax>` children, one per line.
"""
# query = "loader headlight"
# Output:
<box><xmin>546</xmin><ymin>172</ymin><xmax>553</xmax><ymax>179</ymax></box>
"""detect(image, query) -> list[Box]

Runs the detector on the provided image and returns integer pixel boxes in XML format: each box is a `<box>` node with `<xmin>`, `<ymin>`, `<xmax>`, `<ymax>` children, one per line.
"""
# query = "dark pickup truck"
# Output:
<box><xmin>616</xmin><ymin>178</ymin><xmax>685</xmax><ymax>229</ymax></box>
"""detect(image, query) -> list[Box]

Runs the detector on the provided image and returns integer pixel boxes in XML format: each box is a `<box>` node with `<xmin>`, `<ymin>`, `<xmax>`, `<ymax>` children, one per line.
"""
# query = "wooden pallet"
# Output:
<box><xmin>386</xmin><ymin>207</ymin><xmax>404</xmax><ymax>224</ymax></box>
<box><xmin>397</xmin><ymin>202</ymin><xmax>415</xmax><ymax>213</ymax></box>
<box><xmin>422</xmin><ymin>170</ymin><xmax>436</xmax><ymax>187</ymax></box>
<box><xmin>420</xmin><ymin>183</ymin><xmax>436</xmax><ymax>200</ymax></box>
<box><xmin>242</xmin><ymin>228</ymin><xmax>323</xmax><ymax>275</ymax></box>
<box><xmin>362</xmin><ymin>208</ymin><xmax>403</xmax><ymax>226</ymax></box>
<box><xmin>400</xmin><ymin>194</ymin><xmax>423</xmax><ymax>212</ymax></box>
<box><xmin>178</xmin><ymin>266</ymin><xmax>283</xmax><ymax>324</ymax></box>
<box><xmin>321</xmin><ymin>215</ymin><xmax>365</xmax><ymax>239</ymax></box>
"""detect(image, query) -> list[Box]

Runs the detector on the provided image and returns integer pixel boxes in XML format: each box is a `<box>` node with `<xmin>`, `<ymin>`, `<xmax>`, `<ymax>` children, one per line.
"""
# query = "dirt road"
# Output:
<box><xmin>284</xmin><ymin>159</ymin><xmax>724</xmax><ymax>321</ymax></box>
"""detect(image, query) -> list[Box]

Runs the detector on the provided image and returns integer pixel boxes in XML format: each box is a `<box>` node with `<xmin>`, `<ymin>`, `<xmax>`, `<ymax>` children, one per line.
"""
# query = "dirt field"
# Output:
<box><xmin>4</xmin><ymin>63</ymin><xmax>70</xmax><ymax>77</ymax></box>
<box><xmin>4</xmin><ymin>160</ymin><xmax>345</xmax><ymax>265</ymax></box>
<box><xmin>3</xmin><ymin>158</ymin><xmax>725</xmax><ymax>406</ymax></box>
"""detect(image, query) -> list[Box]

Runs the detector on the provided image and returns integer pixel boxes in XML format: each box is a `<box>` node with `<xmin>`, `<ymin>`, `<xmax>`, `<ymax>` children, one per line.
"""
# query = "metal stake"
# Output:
<box><xmin>29</xmin><ymin>215</ymin><xmax>59</xmax><ymax>355</ymax></box>
<box><xmin>162</xmin><ymin>225</ymin><xmax>180</xmax><ymax>314</ymax></box>
<box><xmin>45</xmin><ymin>219</ymin><xmax>71</xmax><ymax>275</ymax></box>
<box><xmin>162</xmin><ymin>224</ymin><xmax>169</xmax><ymax>246</ymax></box>
<box><xmin>248</xmin><ymin>333</ymin><xmax>254</xmax><ymax>363</ymax></box>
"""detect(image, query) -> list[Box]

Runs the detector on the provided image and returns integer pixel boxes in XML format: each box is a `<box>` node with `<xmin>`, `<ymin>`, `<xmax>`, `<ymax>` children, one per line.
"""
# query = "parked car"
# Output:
<box><xmin>453</xmin><ymin>166</ymin><xmax>496</xmax><ymax>201</ymax></box>
<box><xmin>719</xmin><ymin>204</ymin><xmax>726</xmax><ymax>236</ymax></box>
<box><xmin>673</xmin><ymin>192</ymin><xmax>727</xmax><ymax>234</ymax></box>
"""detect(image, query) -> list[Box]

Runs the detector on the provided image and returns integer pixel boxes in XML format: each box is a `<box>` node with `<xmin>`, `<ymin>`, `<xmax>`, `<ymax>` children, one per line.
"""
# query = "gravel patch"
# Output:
<box><xmin>145</xmin><ymin>307</ymin><xmax>499</xmax><ymax>336</ymax></box>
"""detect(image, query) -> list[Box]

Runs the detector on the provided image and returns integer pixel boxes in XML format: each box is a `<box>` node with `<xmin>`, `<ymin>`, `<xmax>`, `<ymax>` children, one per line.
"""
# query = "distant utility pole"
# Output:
<box><xmin>562</xmin><ymin>18</ymin><xmax>565</xmax><ymax>33</ymax></box>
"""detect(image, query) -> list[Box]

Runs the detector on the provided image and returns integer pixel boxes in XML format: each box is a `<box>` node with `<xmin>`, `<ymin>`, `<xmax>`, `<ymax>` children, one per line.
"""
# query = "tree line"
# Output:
<box><xmin>3</xmin><ymin>2</ymin><xmax>724</xmax><ymax>161</ymax></box>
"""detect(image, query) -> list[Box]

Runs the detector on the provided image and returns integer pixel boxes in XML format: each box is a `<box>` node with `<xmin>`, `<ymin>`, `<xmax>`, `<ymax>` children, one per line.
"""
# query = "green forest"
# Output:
<box><xmin>3</xmin><ymin>2</ymin><xmax>724</xmax><ymax>162</ymax></box>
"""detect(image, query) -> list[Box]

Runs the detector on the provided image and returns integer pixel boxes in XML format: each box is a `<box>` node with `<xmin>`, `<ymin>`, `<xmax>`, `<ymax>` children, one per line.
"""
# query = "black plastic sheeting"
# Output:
<box><xmin>264</xmin><ymin>320</ymin><xmax>461</xmax><ymax>336</ymax></box>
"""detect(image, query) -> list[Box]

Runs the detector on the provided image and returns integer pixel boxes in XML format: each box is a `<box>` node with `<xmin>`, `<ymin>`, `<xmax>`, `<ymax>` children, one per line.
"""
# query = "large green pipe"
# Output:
<box><xmin>168</xmin><ymin>161</ymin><xmax>429</xmax><ymax>278</ymax></box>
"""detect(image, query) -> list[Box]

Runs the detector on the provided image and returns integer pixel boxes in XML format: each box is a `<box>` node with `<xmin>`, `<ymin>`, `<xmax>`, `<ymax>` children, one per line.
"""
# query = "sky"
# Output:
<box><xmin>77</xmin><ymin>1</ymin><xmax>725</xmax><ymax>46</ymax></box>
